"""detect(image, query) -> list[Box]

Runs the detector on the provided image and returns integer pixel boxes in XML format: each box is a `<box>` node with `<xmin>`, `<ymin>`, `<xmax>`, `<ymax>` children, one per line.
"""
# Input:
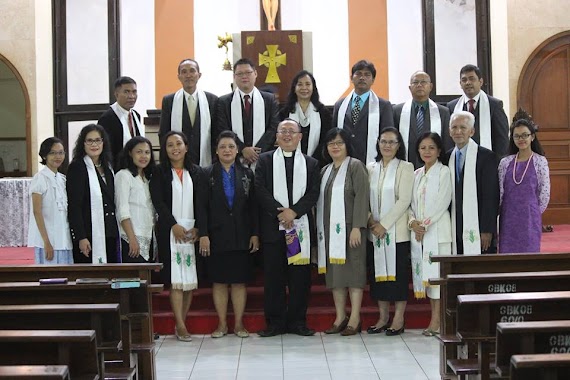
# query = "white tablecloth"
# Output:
<box><xmin>0</xmin><ymin>178</ymin><xmax>31</xmax><ymax>247</ymax></box>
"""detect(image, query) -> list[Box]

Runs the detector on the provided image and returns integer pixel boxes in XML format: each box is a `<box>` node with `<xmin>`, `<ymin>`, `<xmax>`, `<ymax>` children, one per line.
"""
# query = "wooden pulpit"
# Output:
<box><xmin>240</xmin><ymin>30</ymin><xmax>303</xmax><ymax>103</ymax></box>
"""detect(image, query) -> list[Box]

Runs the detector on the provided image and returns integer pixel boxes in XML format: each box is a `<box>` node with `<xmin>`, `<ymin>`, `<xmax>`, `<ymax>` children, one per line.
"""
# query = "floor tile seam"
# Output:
<box><xmin>400</xmin><ymin>334</ymin><xmax>430</xmax><ymax>380</ymax></box>
<box><xmin>187</xmin><ymin>334</ymin><xmax>206</xmax><ymax>380</ymax></box>
<box><xmin>359</xmin><ymin>332</ymin><xmax>381</xmax><ymax>379</ymax></box>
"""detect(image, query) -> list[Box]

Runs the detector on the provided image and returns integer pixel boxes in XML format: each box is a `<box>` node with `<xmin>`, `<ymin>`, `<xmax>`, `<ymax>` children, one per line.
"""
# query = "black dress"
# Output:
<box><xmin>202</xmin><ymin>162</ymin><xmax>258</xmax><ymax>284</ymax></box>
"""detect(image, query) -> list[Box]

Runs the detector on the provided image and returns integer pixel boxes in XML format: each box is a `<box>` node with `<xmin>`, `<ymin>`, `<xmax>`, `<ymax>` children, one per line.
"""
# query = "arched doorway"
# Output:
<box><xmin>0</xmin><ymin>54</ymin><xmax>31</xmax><ymax>177</ymax></box>
<box><xmin>517</xmin><ymin>31</ymin><xmax>570</xmax><ymax>224</ymax></box>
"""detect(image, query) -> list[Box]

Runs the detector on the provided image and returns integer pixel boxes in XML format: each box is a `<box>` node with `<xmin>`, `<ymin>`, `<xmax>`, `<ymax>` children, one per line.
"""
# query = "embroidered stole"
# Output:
<box><xmin>84</xmin><ymin>156</ymin><xmax>110</xmax><ymax>263</ymax></box>
<box><xmin>273</xmin><ymin>148</ymin><xmax>311</xmax><ymax>265</ymax></box>
<box><xmin>289</xmin><ymin>102</ymin><xmax>321</xmax><ymax>156</ymax></box>
<box><xmin>399</xmin><ymin>99</ymin><xmax>441</xmax><ymax>160</ymax></box>
<box><xmin>453</xmin><ymin>91</ymin><xmax>492</xmax><ymax>150</ymax></box>
<box><xmin>316</xmin><ymin>157</ymin><xmax>350</xmax><ymax>274</ymax></box>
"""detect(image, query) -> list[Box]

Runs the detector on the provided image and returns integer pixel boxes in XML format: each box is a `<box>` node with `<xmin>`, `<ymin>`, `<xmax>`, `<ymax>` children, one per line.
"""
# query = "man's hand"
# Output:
<box><xmin>242</xmin><ymin>147</ymin><xmax>261</xmax><ymax>164</ymax></box>
<box><xmin>480</xmin><ymin>233</ymin><xmax>492</xmax><ymax>251</ymax></box>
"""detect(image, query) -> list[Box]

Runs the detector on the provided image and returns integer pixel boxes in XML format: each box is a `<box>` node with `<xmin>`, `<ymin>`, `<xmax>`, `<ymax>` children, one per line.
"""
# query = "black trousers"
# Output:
<box><xmin>263</xmin><ymin>238</ymin><xmax>312</xmax><ymax>330</ymax></box>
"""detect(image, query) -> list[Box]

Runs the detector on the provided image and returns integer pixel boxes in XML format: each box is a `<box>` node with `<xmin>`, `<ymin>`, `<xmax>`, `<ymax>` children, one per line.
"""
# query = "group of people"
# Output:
<box><xmin>27</xmin><ymin>57</ymin><xmax>550</xmax><ymax>341</ymax></box>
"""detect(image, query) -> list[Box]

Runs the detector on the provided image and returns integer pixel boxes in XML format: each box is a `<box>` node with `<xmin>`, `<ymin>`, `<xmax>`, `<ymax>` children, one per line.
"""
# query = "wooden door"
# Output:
<box><xmin>518</xmin><ymin>31</ymin><xmax>570</xmax><ymax>224</ymax></box>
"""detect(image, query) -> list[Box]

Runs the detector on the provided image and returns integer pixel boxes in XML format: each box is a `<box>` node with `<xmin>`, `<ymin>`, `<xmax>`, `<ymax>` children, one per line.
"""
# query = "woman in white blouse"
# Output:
<box><xmin>115</xmin><ymin>136</ymin><xmax>157</xmax><ymax>263</ymax></box>
<box><xmin>408</xmin><ymin>132</ymin><xmax>452</xmax><ymax>336</ymax></box>
<box><xmin>28</xmin><ymin>137</ymin><xmax>73</xmax><ymax>264</ymax></box>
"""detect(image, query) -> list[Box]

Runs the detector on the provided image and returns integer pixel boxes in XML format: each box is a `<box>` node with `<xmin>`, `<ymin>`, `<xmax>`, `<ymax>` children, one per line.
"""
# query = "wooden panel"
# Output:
<box><xmin>549</xmin><ymin>174</ymin><xmax>570</xmax><ymax>204</ymax></box>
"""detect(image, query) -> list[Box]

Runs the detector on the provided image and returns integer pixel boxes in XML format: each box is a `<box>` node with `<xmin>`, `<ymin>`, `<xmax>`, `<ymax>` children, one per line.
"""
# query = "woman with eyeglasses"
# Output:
<box><xmin>28</xmin><ymin>137</ymin><xmax>73</xmax><ymax>264</ymax></box>
<box><xmin>280</xmin><ymin>70</ymin><xmax>332</xmax><ymax>167</ymax></box>
<box><xmin>317</xmin><ymin>128</ymin><xmax>369</xmax><ymax>336</ymax></box>
<box><xmin>408</xmin><ymin>132</ymin><xmax>452</xmax><ymax>336</ymax></box>
<box><xmin>67</xmin><ymin>124</ymin><xmax>119</xmax><ymax>263</ymax></box>
<box><xmin>498</xmin><ymin>113</ymin><xmax>550</xmax><ymax>253</ymax></box>
<box><xmin>366</xmin><ymin>127</ymin><xmax>414</xmax><ymax>336</ymax></box>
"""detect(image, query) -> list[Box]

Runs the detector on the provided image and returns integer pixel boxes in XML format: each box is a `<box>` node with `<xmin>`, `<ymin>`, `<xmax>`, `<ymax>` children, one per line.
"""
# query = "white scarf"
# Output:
<box><xmin>231</xmin><ymin>88</ymin><xmax>265</xmax><ymax>148</ymax></box>
<box><xmin>411</xmin><ymin>162</ymin><xmax>442</xmax><ymax>298</ymax></box>
<box><xmin>368</xmin><ymin>159</ymin><xmax>399</xmax><ymax>281</ymax></box>
<box><xmin>110</xmin><ymin>103</ymin><xmax>144</xmax><ymax>147</ymax></box>
<box><xmin>170</xmin><ymin>89</ymin><xmax>212</xmax><ymax>167</ymax></box>
<box><xmin>337</xmin><ymin>90</ymin><xmax>380</xmax><ymax>163</ymax></box>
<box><xmin>289</xmin><ymin>102</ymin><xmax>321</xmax><ymax>156</ymax></box>
<box><xmin>273</xmin><ymin>148</ymin><xmax>311</xmax><ymax>265</ymax></box>
<box><xmin>450</xmin><ymin>139</ymin><xmax>481</xmax><ymax>255</ymax></box>
<box><xmin>399</xmin><ymin>99</ymin><xmax>442</xmax><ymax>160</ymax></box>
<box><xmin>170</xmin><ymin>168</ymin><xmax>198</xmax><ymax>290</ymax></box>
<box><xmin>316</xmin><ymin>157</ymin><xmax>350</xmax><ymax>274</ymax></box>
<box><xmin>453</xmin><ymin>90</ymin><xmax>492</xmax><ymax>150</ymax></box>
<box><xmin>83</xmin><ymin>156</ymin><xmax>109</xmax><ymax>264</ymax></box>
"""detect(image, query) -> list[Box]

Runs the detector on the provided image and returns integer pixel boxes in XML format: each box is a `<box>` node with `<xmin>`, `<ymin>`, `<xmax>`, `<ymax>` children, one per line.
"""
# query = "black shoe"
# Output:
<box><xmin>288</xmin><ymin>325</ymin><xmax>316</xmax><ymax>336</ymax></box>
<box><xmin>385</xmin><ymin>324</ymin><xmax>405</xmax><ymax>336</ymax></box>
<box><xmin>367</xmin><ymin>322</ymin><xmax>389</xmax><ymax>334</ymax></box>
<box><xmin>258</xmin><ymin>326</ymin><xmax>285</xmax><ymax>337</ymax></box>
<box><xmin>154</xmin><ymin>333</ymin><xmax>160</xmax><ymax>340</ymax></box>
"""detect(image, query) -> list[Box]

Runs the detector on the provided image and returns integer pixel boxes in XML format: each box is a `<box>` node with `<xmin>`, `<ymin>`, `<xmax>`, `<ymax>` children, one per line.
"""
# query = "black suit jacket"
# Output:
<box><xmin>254</xmin><ymin>150</ymin><xmax>320</xmax><ymax>243</ymax></box>
<box><xmin>66</xmin><ymin>159</ymin><xmax>118</xmax><ymax>245</ymax></box>
<box><xmin>201</xmin><ymin>162</ymin><xmax>259</xmax><ymax>252</ymax></box>
<box><xmin>332</xmin><ymin>95</ymin><xmax>394</xmax><ymax>163</ymax></box>
<box><xmin>215</xmin><ymin>90</ymin><xmax>279</xmax><ymax>153</ymax></box>
<box><xmin>393</xmin><ymin>101</ymin><xmax>452</xmax><ymax>169</ymax></box>
<box><xmin>278</xmin><ymin>104</ymin><xmax>333</xmax><ymax>167</ymax></box>
<box><xmin>98</xmin><ymin>107</ymin><xmax>142</xmax><ymax>167</ymax></box>
<box><xmin>447</xmin><ymin>95</ymin><xmax>509</xmax><ymax>157</ymax></box>
<box><xmin>158</xmin><ymin>91</ymin><xmax>219</xmax><ymax>165</ymax></box>
<box><xmin>149</xmin><ymin>164</ymin><xmax>206</xmax><ymax>281</ymax></box>
<box><xmin>447</xmin><ymin>145</ymin><xmax>499</xmax><ymax>252</ymax></box>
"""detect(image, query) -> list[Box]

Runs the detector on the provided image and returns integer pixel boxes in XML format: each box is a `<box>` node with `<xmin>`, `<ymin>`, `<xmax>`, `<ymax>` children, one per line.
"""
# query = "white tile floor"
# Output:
<box><xmin>154</xmin><ymin>330</ymin><xmax>441</xmax><ymax>380</ymax></box>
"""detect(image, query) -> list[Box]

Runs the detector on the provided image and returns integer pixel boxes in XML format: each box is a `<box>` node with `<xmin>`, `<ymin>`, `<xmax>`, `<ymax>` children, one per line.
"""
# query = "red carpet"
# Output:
<box><xmin>2</xmin><ymin>225</ymin><xmax>569</xmax><ymax>334</ymax></box>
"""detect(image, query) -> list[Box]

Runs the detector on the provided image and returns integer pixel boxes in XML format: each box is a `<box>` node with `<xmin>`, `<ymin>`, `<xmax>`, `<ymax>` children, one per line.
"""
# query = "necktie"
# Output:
<box><xmin>416</xmin><ymin>105</ymin><xmax>425</xmax><ymax>134</ymax></box>
<box><xmin>188</xmin><ymin>95</ymin><xmax>197</xmax><ymax>126</ymax></box>
<box><xmin>127</xmin><ymin>110</ymin><xmax>135</xmax><ymax>137</ymax></box>
<box><xmin>456</xmin><ymin>150</ymin><xmax>462</xmax><ymax>183</ymax></box>
<box><xmin>468</xmin><ymin>99</ymin><xmax>475</xmax><ymax>113</ymax></box>
<box><xmin>244</xmin><ymin>94</ymin><xmax>251</xmax><ymax>119</ymax></box>
<box><xmin>351</xmin><ymin>95</ymin><xmax>361</xmax><ymax>125</ymax></box>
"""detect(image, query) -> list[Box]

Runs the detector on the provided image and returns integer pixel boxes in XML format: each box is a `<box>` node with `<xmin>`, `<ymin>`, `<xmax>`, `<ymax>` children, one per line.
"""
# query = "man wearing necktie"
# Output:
<box><xmin>393</xmin><ymin>71</ymin><xmax>451</xmax><ymax>169</ymax></box>
<box><xmin>158</xmin><ymin>59</ymin><xmax>218</xmax><ymax>167</ymax></box>
<box><xmin>332</xmin><ymin>60</ymin><xmax>393</xmax><ymax>164</ymax></box>
<box><xmin>447</xmin><ymin>111</ymin><xmax>499</xmax><ymax>255</ymax></box>
<box><xmin>98</xmin><ymin>76</ymin><xmax>143</xmax><ymax>167</ymax></box>
<box><xmin>446</xmin><ymin>64</ymin><xmax>509</xmax><ymax>157</ymax></box>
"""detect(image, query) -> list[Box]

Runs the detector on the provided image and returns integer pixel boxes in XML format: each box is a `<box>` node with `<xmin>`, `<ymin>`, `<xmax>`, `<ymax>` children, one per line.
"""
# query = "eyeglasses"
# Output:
<box><xmin>327</xmin><ymin>141</ymin><xmax>345</xmax><ymax>147</ymax></box>
<box><xmin>85</xmin><ymin>138</ymin><xmax>103</xmax><ymax>146</ymax></box>
<box><xmin>277</xmin><ymin>130</ymin><xmax>300</xmax><ymax>136</ymax></box>
<box><xmin>47</xmin><ymin>151</ymin><xmax>66</xmax><ymax>157</ymax></box>
<box><xmin>513</xmin><ymin>133</ymin><xmax>532</xmax><ymax>140</ymax></box>
<box><xmin>411</xmin><ymin>80</ymin><xmax>430</xmax><ymax>86</ymax></box>
<box><xmin>379</xmin><ymin>140</ymin><xmax>399</xmax><ymax>146</ymax></box>
<box><xmin>235</xmin><ymin>70</ymin><xmax>254</xmax><ymax>77</ymax></box>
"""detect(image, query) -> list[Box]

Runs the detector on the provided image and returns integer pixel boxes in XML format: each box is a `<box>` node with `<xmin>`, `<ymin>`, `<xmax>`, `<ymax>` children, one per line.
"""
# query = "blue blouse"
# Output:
<box><xmin>221</xmin><ymin>164</ymin><xmax>235</xmax><ymax>208</ymax></box>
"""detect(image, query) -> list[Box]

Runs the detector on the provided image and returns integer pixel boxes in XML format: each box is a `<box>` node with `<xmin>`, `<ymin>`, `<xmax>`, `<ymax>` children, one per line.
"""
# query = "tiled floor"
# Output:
<box><xmin>155</xmin><ymin>330</ymin><xmax>441</xmax><ymax>380</ymax></box>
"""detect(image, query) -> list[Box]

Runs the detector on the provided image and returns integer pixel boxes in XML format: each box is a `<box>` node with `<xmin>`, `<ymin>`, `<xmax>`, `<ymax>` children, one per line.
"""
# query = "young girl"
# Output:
<box><xmin>28</xmin><ymin>137</ymin><xmax>73</xmax><ymax>264</ymax></box>
<box><xmin>115</xmin><ymin>136</ymin><xmax>156</xmax><ymax>263</ymax></box>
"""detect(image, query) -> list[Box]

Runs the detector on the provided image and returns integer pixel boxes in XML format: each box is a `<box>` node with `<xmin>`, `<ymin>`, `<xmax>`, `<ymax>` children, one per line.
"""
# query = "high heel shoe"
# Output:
<box><xmin>367</xmin><ymin>321</ymin><xmax>390</xmax><ymax>334</ymax></box>
<box><xmin>175</xmin><ymin>327</ymin><xmax>192</xmax><ymax>342</ymax></box>
<box><xmin>340</xmin><ymin>322</ymin><xmax>362</xmax><ymax>336</ymax></box>
<box><xmin>385</xmin><ymin>322</ymin><xmax>405</xmax><ymax>336</ymax></box>
<box><xmin>324</xmin><ymin>316</ymin><xmax>349</xmax><ymax>334</ymax></box>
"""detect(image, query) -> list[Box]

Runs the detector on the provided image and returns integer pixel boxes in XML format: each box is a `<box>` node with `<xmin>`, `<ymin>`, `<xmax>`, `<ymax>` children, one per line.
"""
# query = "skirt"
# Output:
<box><xmin>368</xmin><ymin>241</ymin><xmax>410</xmax><ymax>302</ymax></box>
<box><xmin>34</xmin><ymin>247</ymin><xmax>73</xmax><ymax>265</ymax></box>
<box><xmin>207</xmin><ymin>249</ymin><xmax>252</xmax><ymax>284</ymax></box>
<box><xmin>121</xmin><ymin>238</ymin><xmax>152</xmax><ymax>263</ymax></box>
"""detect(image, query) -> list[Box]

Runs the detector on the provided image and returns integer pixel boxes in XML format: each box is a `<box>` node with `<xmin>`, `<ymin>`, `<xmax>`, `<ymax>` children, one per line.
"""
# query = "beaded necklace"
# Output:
<box><xmin>512</xmin><ymin>152</ymin><xmax>534</xmax><ymax>185</ymax></box>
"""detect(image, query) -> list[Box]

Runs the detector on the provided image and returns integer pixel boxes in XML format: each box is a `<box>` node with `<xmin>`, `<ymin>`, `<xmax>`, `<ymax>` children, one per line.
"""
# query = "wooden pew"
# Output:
<box><xmin>431</xmin><ymin>253</ymin><xmax>570</xmax><ymax>379</ymax></box>
<box><xmin>0</xmin><ymin>330</ymin><xmax>100</xmax><ymax>380</ymax></box>
<box><xmin>454</xmin><ymin>291</ymin><xmax>570</xmax><ymax>379</ymax></box>
<box><xmin>0</xmin><ymin>264</ymin><xmax>161</xmax><ymax>380</ymax></box>
<box><xmin>495</xmin><ymin>320</ymin><xmax>570</xmax><ymax>377</ymax></box>
<box><xmin>510</xmin><ymin>353</ymin><xmax>570</xmax><ymax>380</ymax></box>
<box><xmin>0</xmin><ymin>365</ymin><xmax>70</xmax><ymax>379</ymax></box>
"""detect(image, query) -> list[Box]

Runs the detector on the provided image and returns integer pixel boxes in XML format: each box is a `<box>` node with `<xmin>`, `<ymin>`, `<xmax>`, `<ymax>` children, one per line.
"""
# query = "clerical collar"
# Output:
<box><xmin>282</xmin><ymin>150</ymin><xmax>294</xmax><ymax>157</ymax></box>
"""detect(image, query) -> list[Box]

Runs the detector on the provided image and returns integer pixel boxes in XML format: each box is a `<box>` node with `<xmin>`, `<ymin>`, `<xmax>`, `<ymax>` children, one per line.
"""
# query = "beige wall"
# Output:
<box><xmin>507</xmin><ymin>0</ymin><xmax>570</xmax><ymax>118</ymax></box>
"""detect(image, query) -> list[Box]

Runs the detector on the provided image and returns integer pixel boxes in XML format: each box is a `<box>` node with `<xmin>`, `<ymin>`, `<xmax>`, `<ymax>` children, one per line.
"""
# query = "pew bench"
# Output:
<box><xmin>495</xmin><ymin>320</ymin><xmax>570</xmax><ymax>377</ymax></box>
<box><xmin>0</xmin><ymin>365</ymin><xmax>70</xmax><ymax>379</ymax></box>
<box><xmin>510</xmin><ymin>353</ymin><xmax>570</xmax><ymax>380</ymax></box>
<box><xmin>0</xmin><ymin>330</ymin><xmax>100</xmax><ymax>380</ymax></box>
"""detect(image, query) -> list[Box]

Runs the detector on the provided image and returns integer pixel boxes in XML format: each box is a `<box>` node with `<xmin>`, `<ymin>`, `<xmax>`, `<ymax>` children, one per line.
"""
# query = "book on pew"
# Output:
<box><xmin>75</xmin><ymin>278</ymin><xmax>110</xmax><ymax>285</ymax></box>
<box><xmin>39</xmin><ymin>278</ymin><xmax>68</xmax><ymax>285</ymax></box>
<box><xmin>111</xmin><ymin>277</ymin><xmax>141</xmax><ymax>289</ymax></box>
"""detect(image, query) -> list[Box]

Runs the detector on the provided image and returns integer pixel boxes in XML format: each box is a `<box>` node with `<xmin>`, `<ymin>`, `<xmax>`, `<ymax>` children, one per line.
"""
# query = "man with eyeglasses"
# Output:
<box><xmin>332</xmin><ymin>60</ymin><xmax>393</xmax><ymax>164</ymax></box>
<box><xmin>158</xmin><ymin>58</ymin><xmax>218</xmax><ymax>167</ymax></box>
<box><xmin>393</xmin><ymin>71</ymin><xmax>451</xmax><ymax>169</ymax></box>
<box><xmin>447</xmin><ymin>64</ymin><xmax>509</xmax><ymax>157</ymax></box>
<box><xmin>98</xmin><ymin>76</ymin><xmax>144</xmax><ymax>167</ymax></box>
<box><xmin>254</xmin><ymin>119</ymin><xmax>320</xmax><ymax>337</ymax></box>
<box><xmin>447</xmin><ymin>111</ymin><xmax>499</xmax><ymax>255</ymax></box>
<box><xmin>216</xmin><ymin>58</ymin><xmax>279</xmax><ymax>166</ymax></box>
